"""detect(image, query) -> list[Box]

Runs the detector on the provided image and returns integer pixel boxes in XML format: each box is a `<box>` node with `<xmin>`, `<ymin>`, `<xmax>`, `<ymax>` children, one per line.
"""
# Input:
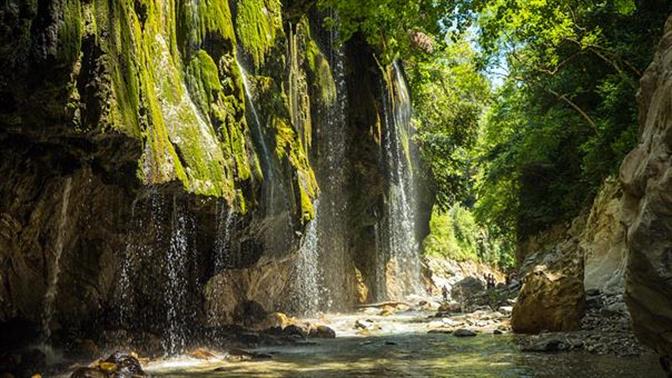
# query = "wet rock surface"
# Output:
<box><xmin>70</xmin><ymin>352</ymin><xmax>145</xmax><ymax>378</ymax></box>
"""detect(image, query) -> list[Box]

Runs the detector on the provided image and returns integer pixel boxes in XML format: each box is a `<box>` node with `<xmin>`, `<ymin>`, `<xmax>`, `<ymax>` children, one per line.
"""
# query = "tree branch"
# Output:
<box><xmin>546</xmin><ymin>88</ymin><xmax>599</xmax><ymax>135</ymax></box>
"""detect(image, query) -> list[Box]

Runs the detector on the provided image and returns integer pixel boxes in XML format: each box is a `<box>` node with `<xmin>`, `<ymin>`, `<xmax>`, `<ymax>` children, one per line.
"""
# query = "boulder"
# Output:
<box><xmin>450</xmin><ymin>277</ymin><xmax>485</xmax><ymax>301</ymax></box>
<box><xmin>453</xmin><ymin>328</ymin><xmax>477</xmax><ymax>337</ymax></box>
<box><xmin>512</xmin><ymin>238</ymin><xmax>585</xmax><ymax>334</ymax></box>
<box><xmin>521</xmin><ymin>338</ymin><xmax>575</xmax><ymax>353</ymax></box>
<box><xmin>226</xmin><ymin>349</ymin><xmax>272</xmax><ymax>361</ymax></box>
<box><xmin>70</xmin><ymin>352</ymin><xmax>145</xmax><ymax>378</ymax></box>
<box><xmin>620</xmin><ymin>14</ymin><xmax>672</xmax><ymax>366</ymax></box>
<box><xmin>309</xmin><ymin>325</ymin><xmax>336</xmax><ymax>339</ymax></box>
<box><xmin>437</xmin><ymin>302</ymin><xmax>461</xmax><ymax>314</ymax></box>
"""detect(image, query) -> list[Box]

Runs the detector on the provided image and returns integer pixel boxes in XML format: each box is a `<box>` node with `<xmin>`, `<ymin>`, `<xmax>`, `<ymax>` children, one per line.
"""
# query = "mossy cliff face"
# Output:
<box><xmin>0</xmin><ymin>0</ymin><xmax>317</xmax><ymax>339</ymax></box>
<box><xmin>0</xmin><ymin>0</ymin><xmax>429</xmax><ymax>350</ymax></box>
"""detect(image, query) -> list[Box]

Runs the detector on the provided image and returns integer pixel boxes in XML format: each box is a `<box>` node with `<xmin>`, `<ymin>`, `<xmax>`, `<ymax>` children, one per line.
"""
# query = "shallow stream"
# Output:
<box><xmin>145</xmin><ymin>311</ymin><xmax>663</xmax><ymax>377</ymax></box>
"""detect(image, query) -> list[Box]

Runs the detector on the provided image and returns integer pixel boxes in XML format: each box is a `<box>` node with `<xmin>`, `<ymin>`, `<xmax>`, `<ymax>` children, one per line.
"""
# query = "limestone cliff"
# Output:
<box><xmin>620</xmin><ymin>14</ymin><xmax>672</xmax><ymax>367</ymax></box>
<box><xmin>0</xmin><ymin>0</ymin><xmax>429</xmax><ymax>351</ymax></box>
<box><xmin>512</xmin><ymin>178</ymin><xmax>627</xmax><ymax>333</ymax></box>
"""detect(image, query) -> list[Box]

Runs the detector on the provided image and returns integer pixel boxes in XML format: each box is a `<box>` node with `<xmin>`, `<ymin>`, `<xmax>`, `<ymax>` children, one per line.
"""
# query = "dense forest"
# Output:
<box><xmin>323</xmin><ymin>0</ymin><xmax>672</xmax><ymax>267</ymax></box>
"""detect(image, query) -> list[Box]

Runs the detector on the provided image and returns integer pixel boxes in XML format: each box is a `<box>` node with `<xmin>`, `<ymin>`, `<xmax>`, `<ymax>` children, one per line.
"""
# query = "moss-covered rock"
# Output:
<box><xmin>235</xmin><ymin>0</ymin><xmax>283</xmax><ymax>69</ymax></box>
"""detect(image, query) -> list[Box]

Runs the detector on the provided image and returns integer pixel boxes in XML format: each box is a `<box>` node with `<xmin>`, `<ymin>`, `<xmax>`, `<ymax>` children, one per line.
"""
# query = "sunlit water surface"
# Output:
<box><xmin>145</xmin><ymin>311</ymin><xmax>663</xmax><ymax>377</ymax></box>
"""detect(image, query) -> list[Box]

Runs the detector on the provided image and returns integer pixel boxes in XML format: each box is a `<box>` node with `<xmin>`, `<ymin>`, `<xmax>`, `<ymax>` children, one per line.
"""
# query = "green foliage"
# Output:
<box><xmin>423</xmin><ymin>204</ymin><xmax>513</xmax><ymax>268</ymax></box>
<box><xmin>469</xmin><ymin>0</ymin><xmax>671</xmax><ymax>242</ymax></box>
<box><xmin>317</xmin><ymin>0</ymin><xmax>464</xmax><ymax>64</ymax></box>
<box><xmin>406</xmin><ymin>37</ymin><xmax>489</xmax><ymax>209</ymax></box>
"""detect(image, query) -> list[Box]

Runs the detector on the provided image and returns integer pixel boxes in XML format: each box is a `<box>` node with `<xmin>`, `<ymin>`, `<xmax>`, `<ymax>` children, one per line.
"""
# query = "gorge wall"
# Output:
<box><xmin>512</xmin><ymin>178</ymin><xmax>627</xmax><ymax>333</ymax></box>
<box><xmin>0</xmin><ymin>0</ymin><xmax>430</xmax><ymax>353</ymax></box>
<box><xmin>620</xmin><ymin>14</ymin><xmax>672</xmax><ymax>368</ymax></box>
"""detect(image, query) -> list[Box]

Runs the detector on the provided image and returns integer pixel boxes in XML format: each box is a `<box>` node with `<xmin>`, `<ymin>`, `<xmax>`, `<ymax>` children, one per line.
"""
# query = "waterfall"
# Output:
<box><xmin>118</xmin><ymin>196</ymin><xmax>142</xmax><ymax>329</ymax></box>
<box><xmin>292</xmin><ymin>204</ymin><xmax>321</xmax><ymax>316</ymax></box>
<box><xmin>164</xmin><ymin>195</ymin><xmax>191</xmax><ymax>354</ymax></box>
<box><xmin>314</xmin><ymin>26</ymin><xmax>350</xmax><ymax>311</ymax></box>
<box><xmin>41</xmin><ymin>177</ymin><xmax>72</xmax><ymax>341</ymax></box>
<box><xmin>379</xmin><ymin>61</ymin><xmax>423</xmax><ymax>299</ymax></box>
<box><xmin>214</xmin><ymin>203</ymin><xmax>235</xmax><ymax>272</ymax></box>
<box><xmin>236</xmin><ymin>58</ymin><xmax>273</xmax><ymax>182</ymax></box>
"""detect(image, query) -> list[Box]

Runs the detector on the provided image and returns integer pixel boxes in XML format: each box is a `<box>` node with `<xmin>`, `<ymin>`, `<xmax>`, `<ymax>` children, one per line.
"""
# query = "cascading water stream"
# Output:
<box><xmin>379</xmin><ymin>61</ymin><xmax>423</xmax><ymax>299</ymax></box>
<box><xmin>118</xmin><ymin>196</ymin><xmax>143</xmax><ymax>329</ymax></box>
<box><xmin>315</xmin><ymin>24</ymin><xmax>350</xmax><ymax>311</ymax></box>
<box><xmin>292</xmin><ymin>202</ymin><xmax>321</xmax><ymax>315</ymax></box>
<box><xmin>214</xmin><ymin>203</ymin><xmax>235</xmax><ymax>272</ymax></box>
<box><xmin>164</xmin><ymin>195</ymin><xmax>191</xmax><ymax>355</ymax></box>
<box><xmin>288</xmin><ymin>14</ymin><xmax>352</xmax><ymax>313</ymax></box>
<box><xmin>236</xmin><ymin>58</ymin><xmax>274</xmax><ymax>183</ymax></box>
<box><xmin>41</xmin><ymin>177</ymin><xmax>72</xmax><ymax>342</ymax></box>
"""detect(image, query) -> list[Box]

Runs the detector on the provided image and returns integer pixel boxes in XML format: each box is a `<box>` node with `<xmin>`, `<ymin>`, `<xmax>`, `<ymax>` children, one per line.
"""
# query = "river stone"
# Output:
<box><xmin>453</xmin><ymin>328</ymin><xmax>477</xmax><ymax>337</ymax></box>
<box><xmin>309</xmin><ymin>325</ymin><xmax>336</xmax><ymax>339</ymax></box>
<box><xmin>512</xmin><ymin>237</ymin><xmax>585</xmax><ymax>334</ymax></box>
<box><xmin>522</xmin><ymin>338</ymin><xmax>571</xmax><ymax>353</ymax></box>
<box><xmin>619</xmin><ymin>14</ymin><xmax>672</xmax><ymax>367</ymax></box>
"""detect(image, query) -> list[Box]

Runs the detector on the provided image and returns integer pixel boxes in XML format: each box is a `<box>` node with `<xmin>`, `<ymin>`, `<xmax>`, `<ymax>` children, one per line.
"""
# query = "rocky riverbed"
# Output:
<box><xmin>38</xmin><ymin>289</ymin><xmax>661</xmax><ymax>377</ymax></box>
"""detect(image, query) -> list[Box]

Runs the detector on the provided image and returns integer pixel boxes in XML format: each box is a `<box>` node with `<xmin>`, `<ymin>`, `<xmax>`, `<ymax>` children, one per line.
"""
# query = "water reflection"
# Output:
<box><xmin>146</xmin><ymin>312</ymin><xmax>663</xmax><ymax>377</ymax></box>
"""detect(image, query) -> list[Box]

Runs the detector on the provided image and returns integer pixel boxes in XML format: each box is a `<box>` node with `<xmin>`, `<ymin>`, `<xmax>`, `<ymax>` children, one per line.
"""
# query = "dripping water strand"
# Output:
<box><xmin>214</xmin><ymin>203</ymin><xmax>235</xmax><ymax>271</ymax></box>
<box><xmin>41</xmin><ymin>177</ymin><xmax>72</xmax><ymax>342</ymax></box>
<box><xmin>164</xmin><ymin>194</ymin><xmax>190</xmax><ymax>355</ymax></box>
<box><xmin>293</xmin><ymin>201</ymin><xmax>321</xmax><ymax>316</ymax></box>
<box><xmin>118</xmin><ymin>195</ymin><xmax>143</xmax><ymax>329</ymax></box>
<box><xmin>379</xmin><ymin>62</ymin><xmax>423</xmax><ymax>299</ymax></box>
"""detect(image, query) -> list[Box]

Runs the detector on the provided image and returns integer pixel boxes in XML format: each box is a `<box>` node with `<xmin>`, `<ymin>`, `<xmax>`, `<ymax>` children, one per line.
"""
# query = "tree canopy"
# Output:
<box><xmin>318</xmin><ymin>0</ymin><xmax>672</xmax><ymax>266</ymax></box>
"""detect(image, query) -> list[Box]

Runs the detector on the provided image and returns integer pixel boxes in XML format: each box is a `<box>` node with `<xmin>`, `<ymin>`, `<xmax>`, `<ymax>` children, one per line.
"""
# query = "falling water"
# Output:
<box><xmin>236</xmin><ymin>58</ymin><xmax>273</xmax><ymax>181</ymax></box>
<box><xmin>314</xmin><ymin>23</ymin><xmax>351</xmax><ymax>311</ymax></box>
<box><xmin>41</xmin><ymin>177</ymin><xmax>72</xmax><ymax>341</ymax></box>
<box><xmin>164</xmin><ymin>195</ymin><xmax>191</xmax><ymax>355</ymax></box>
<box><xmin>214</xmin><ymin>203</ymin><xmax>235</xmax><ymax>271</ymax></box>
<box><xmin>118</xmin><ymin>196</ymin><xmax>142</xmax><ymax>329</ymax></box>
<box><xmin>379</xmin><ymin>61</ymin><xmax>423</xmax><ymax>299</ymax></box>
<box><xmin>292</xmin><ymin>202</ymin><xmax>321</xmax><ymax>316</ymax></box>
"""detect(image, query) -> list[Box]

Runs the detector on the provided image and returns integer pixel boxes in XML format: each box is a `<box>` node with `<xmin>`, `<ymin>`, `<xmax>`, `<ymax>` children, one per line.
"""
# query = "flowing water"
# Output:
<box><xmin>118</xmin><ymin>196</ymin><xmax>143</xmax><ymax>329</ymax></box>
<box><xmin>236</xmin><ymin>58</ymin><xmax>274</xmax><ymax>185</ymax></box>
<box><xmin>313</xmin><ymin>23</ymin><xmax>351</xmax><ymax>312</ymax></box>
<box><xmin>143</xmin><ymin>311</ymin><xmax>664</xmax><ymax>377</ymax></box>
<box><xmin>292</xmin><ymin>206</ymin><xmax>321</xmax><ymax>315</ymax></box>
<box><xmin>378</xmin><ymin>61</ymin><xmax>423</xmax><ymax>299</ymax></box>
<box><xmin>41</xmin><ymin>177</ymin><xmax>72</xmax><ymax>342</ymax></box>
<box><xmin>164</xmin><ymin>195</ymin><xmax>192</xmax><ymax>355</ymax></box>
<box><xmin>214</xmin><ymin>203</ymin><xmax>235</xmax><ymax>272</ymax></box>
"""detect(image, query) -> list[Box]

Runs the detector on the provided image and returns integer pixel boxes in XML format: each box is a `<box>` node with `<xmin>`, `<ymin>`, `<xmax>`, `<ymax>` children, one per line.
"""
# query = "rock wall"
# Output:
<box><xmin>0</xmin><ymin>0</ymin><xmax>430</xmax><ymax>351</ymax></box>
<box><xmin>581</xmin><ymin>178</ymin><xmax>626</xmax><ymax>294</ymax></box>
<box><xmin>620</xmin><ymin>14</ymin><xmax>672</xmax><ymax>366</ymax></box>
<box><xmin>512</xmin><ymin>177</ymin><xmax>627</xmax><ymax>333</ymax></box>
<box><xmin>512</xmin><ymin>218</ymin><xmax>586</xmax><ymax>333</ymax></box>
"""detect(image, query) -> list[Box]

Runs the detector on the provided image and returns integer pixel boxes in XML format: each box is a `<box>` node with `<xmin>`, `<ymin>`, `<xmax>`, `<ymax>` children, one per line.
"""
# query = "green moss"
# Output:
<box><xmin>176</xmin><ymin>0</ymin><xmax>236</xmax><ymax>56</ymax></box>
<box><xmin>271</xmin><ymin>116</ymin><xmax>318</xmax><ymax>222</ymax></box>
<box><xmin>235</xmin><ymin>0</ymin><xmax>282</xmax><ymax>68</ymax></box>
<box><xmin>105</xmin><ymin>0</ymin><xmax>142</xmax><ymax>138</ymax></box>
<box><xmin>273</xmin><ymin>116</ymin><xmax>294</xmax><ymax>159</ymax></box>
<box><xmin>80</xmin><ymin>0</ymin><xmax>296</xmax><ymax>212</ymax></box>
<box><xmin>58</xmin><ymin>0</ymin><xmax>83</xmax><ymax>66</ymax></box>
<box><xmin>305</xmin><ymin>38</ymin><xmax>336</xmax><ymax>105</ymax></box>
<box><xmin>186</xmin><ymin>50</ymin><xmax>223</xmax><ymax>115</ymax></box>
